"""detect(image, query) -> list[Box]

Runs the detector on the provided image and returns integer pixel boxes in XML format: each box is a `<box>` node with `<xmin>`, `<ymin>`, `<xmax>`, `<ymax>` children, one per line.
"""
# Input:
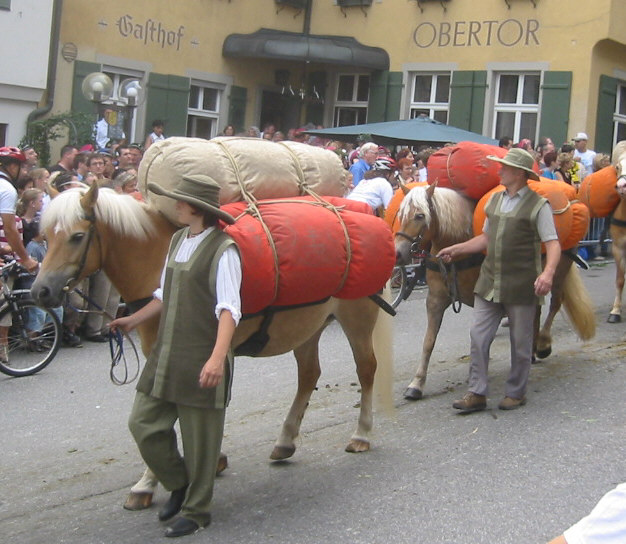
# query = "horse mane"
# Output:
<box><xmin>398</xmin><ymin>186</ymin><xmax>474</xmax><ymax>243</ymax></box>
<box><xmin>41</xmin><ymin>188</ymin><xmax>156</xmax><ymax>239</ymax></box>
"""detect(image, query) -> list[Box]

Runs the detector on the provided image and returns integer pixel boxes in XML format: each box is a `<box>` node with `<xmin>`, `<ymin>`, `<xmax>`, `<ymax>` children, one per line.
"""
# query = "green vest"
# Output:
<box><xmin>137</xmin><ymin>227</ymin><xmax>237</xmax><ymax>409</ymax></box>
<box><xmin>474</xmin><ymin>189</ymin><xmax>547</xmax><ymax>305</ymax></box>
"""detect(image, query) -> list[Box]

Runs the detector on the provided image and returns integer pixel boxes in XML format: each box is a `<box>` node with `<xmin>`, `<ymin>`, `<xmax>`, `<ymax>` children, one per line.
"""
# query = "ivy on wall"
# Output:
<box><xmin>20</xmin><ymin>111</ymin><xmax>94</xmax><ymax>168</ymax></box>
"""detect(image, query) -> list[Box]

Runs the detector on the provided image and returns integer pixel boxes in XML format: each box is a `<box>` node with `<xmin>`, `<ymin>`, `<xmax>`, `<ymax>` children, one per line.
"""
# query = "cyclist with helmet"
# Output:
<box><xmin>0</xmin><ymin>147</ymin><xmax>38</xmax><ymax>273</ymax></box>
<box><xmin>346</xmin><ymin>157</ymin><xmax>397</xmax><ymax>216</ymax></box>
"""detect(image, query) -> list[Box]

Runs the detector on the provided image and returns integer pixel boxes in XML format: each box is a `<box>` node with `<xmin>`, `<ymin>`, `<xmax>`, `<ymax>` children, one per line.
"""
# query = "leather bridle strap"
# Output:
<box><xmin>62</xmin><ymin>213</ymin><xmax>102</xmax><ymax>292</ymax></box>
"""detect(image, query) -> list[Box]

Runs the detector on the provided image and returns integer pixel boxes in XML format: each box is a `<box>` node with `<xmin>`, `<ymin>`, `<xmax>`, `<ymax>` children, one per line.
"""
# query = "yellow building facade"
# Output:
<box><xmin>52</xmin><ymin>0</ymin><xmax>626</xmax><ymax>153</ymax></box>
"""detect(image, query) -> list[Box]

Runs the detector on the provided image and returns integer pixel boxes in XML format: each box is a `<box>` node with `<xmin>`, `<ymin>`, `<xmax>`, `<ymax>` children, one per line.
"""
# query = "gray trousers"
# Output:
<box><xmin>128</xmin><ymin>392</ymin><xmax>224</xmax><ymax>526</ymax></box>
<box><xmin>84</xmin><ymin>270</ymin><xmax>120</xmax><ymax>336</ymax></box>
<box><xmin>468</xmin><ymin>295</ymin><xmax>536</xmax><ymax>399</ymax></box>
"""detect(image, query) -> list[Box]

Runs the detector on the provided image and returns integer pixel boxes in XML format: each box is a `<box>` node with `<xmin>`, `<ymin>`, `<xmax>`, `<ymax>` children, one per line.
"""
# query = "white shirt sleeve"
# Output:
<box><xmin>152</xmin><ymin>231</ymin><xmax>242</xmax><ymax>326</ymax></box>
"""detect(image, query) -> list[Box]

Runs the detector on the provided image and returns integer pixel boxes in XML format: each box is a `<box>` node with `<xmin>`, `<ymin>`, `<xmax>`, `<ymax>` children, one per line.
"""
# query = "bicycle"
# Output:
<box><xmin>390</xmin><ymin>248</ymin><xmax>428</xmax><ymax>309</ymax></box>
<box><xmin>0</xmin><ymin>260</ymin><xmax>62</xmax><ymax>377</ymax></box>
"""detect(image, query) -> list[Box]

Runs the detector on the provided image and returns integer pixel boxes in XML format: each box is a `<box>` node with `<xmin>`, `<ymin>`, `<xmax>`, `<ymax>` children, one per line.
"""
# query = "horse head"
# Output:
<box><xmin>394</xmin><ymin>183</ymin><xmax>437</xmax><ymax>265</ymax></box>
<box><xmin>31</xmin><ymin>184</ymin><xmax>105</xmax><ymax>307</ymax></box>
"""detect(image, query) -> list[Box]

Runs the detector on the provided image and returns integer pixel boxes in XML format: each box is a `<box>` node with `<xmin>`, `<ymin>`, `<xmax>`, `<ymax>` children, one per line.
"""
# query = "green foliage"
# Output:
<box><xmin>19</xmin><ymin>111</ymin><xmax>94</xmax><ymax>168</ymax></box>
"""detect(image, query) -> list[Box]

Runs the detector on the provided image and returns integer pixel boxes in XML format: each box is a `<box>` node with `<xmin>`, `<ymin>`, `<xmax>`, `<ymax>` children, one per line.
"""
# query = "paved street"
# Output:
<box><xmin>1</xmin><ymin>260</ymin><xmax>625</xmax><ymax>544</ymax></box>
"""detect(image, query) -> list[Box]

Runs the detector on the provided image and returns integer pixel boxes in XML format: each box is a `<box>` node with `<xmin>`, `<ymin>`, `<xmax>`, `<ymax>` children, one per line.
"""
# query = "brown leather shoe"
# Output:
<box><xmin>498</xmin><ymin>396</ymin><xmax>527</xmax><ymax>410</ymax></box>
<box><xmin>453</xmin><ymin>392</ymin><xmax>487</xmax><ymax>413</ymax></box>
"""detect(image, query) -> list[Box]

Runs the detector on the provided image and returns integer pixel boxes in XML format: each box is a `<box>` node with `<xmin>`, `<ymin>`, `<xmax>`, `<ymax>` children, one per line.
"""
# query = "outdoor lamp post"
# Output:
<box><xmin>119</xmin><ymin>78</ymin><xmax>145</xmax><ymax>142</ymax></box>
<box><xmin>81</xmin><ymin>72</ymin><xmax>114</xmax><ymax>149</ymax></box>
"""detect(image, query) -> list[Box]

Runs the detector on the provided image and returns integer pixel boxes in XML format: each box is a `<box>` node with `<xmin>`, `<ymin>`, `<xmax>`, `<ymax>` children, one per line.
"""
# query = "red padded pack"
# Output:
<box><xmin>220</xmin><ymin>197</ymin><xmax>394</xmax><ymax>315</ymax></box>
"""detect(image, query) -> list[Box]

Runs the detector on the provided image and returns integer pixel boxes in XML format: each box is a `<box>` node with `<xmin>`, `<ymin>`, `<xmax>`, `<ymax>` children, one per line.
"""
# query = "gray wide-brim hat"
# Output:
<box><xmin>486</xmin><ymin>148</ymin><xmax>540</xmax><ymax>181</ymax></box>
<box><xmin>148</xmin><ymin>175</ymin><xmax>235</xmax><ymax>225</ymax></box>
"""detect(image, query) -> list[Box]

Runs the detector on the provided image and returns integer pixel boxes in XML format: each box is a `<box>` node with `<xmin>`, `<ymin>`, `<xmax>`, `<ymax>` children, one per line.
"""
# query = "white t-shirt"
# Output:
<box><xmin>153</xmin><ymin>227</ymin><xmax>242</xmax><ymax>325</ymax></box>
<box><xmin>346</xmin><ymin>177</ymin><xmax>393</xmax><ymax>211</ymax></box>
<box><xmin>563</xmin><ymin>483</ymin><xmax>626</xmax><ymax>544</ymax></box>
<box><xmin>0</xmin><ymin>173</ymin><xmax>18</xmax><ymax>215</ymax></box>
<box><xmin>574</xmin><ymin>148</ymin><xmax>596</xmax><ymax>175</ymax></box>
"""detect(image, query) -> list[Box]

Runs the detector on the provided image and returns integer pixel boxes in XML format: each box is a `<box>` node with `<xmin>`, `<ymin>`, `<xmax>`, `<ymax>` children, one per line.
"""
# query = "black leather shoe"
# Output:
<box><xmin>165</xmin><ymin>516</ymin><xmax>210</xmax><ymax>538</ymax></box>
<box><xmin>158</xmin><ymin>486</ymin><xmax>188</xmax><ymax>522</ymax></box>
<box><xmin>85</xmin><ymin>333</ymin><xmax>108</xmax><ymax>343</ymax></box>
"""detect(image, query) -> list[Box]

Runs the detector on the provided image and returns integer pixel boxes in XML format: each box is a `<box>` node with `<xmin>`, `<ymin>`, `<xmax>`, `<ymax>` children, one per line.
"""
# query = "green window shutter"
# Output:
<box><xmin>539</xmin><ymin>71</ymin><xmax>572</xmax><ymax>148</ymax></box>
<box><xmin>449</xmin><ymin>70</ymin><xmax>487</xmax><ymax>133</ymax></box>
<box><xmin>368</xmin><ymin>70</ymin><xmax>388</xmax><ymax>123</ymax></box>
<box><xmin>595</xmin><ymin>75</ymin><xmax>618</xmax><ymax>154</ymax></box>
<box><xmin>228</xmin><ymin>86</ymin><xmax>247</xmax><ymax>134</ymax></box>
<box><xmin>144</xmin><ymin>73</ymin><xmax>190</xmax><ymax>137</ymax></box>
<box><xmin>72</xmin><ymin>60</ymin><xmax>102</xmax><ymax>115</ymax></box>
<box><xmin>385</xmin><ymin>72</ymin><xmax>403</xmax><ymax>121</ymax></box>
<box><xmin>305</xmin><ymin>71</ymin><xmax>327</xmax><ymax>127</ymax></box>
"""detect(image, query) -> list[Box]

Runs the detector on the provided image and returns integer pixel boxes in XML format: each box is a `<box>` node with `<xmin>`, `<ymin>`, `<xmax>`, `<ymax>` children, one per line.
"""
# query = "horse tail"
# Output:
<box><xmin>373</xmin><ymin>285</ymin><xmax>394</xmax><ymax>416</ymax></box>
<box><xmin>561</xmin><ymin>264</ymin><xmax>596</xmax><ymax>340</ymax></box>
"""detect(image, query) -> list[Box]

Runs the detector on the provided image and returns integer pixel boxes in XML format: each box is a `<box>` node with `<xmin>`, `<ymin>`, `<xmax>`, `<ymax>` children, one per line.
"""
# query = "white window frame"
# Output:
<box><xmin>333</xmin><ymin>73</ymin><xmax>369</xmax><ymax>127</ymax></box>
<box><xmin>409</xmin><ymin>72</ymin><xmax>450</xmax><ymax>124</ymax></box>
<box><xmin>613</xmin><ymin>82</ymin><xmax>626</xmax><ymax>147</ymax></box>
<box><xmin>187</xmin><ymin>81</ymin><xmax>223</xmax><ymax>140</ymax></box>
<box><xmin>492</xmin><ymin>72</ymin><xmax>541</xmax><ymax>143</ymax></box>
<box><xmin>101</xmin><ymin>65</ymin><xmax>145</xmax><ymax>144</ymax></box>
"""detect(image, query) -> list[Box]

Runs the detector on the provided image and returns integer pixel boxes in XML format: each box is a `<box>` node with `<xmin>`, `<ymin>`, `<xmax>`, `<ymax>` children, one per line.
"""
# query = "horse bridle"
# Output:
<box><xmin>62</xmin><ymin>211</ymin><xmax>103</xmax><ymax>292</ymax></box>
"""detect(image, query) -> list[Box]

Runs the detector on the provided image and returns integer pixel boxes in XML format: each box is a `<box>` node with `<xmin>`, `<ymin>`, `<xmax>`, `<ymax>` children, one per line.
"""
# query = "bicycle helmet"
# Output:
<box><xmin>373</xmin><ymin>157</ymin><xmax>397</xmax><ymax>171</ymax></box>
<box><xmin>0</xmin><ymin>146</ymin><xmax>26</xmax><ymax>164</ymax></box>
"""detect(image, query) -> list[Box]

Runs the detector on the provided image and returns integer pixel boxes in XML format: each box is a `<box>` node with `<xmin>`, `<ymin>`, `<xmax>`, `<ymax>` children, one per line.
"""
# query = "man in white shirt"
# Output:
<box><xmin>573</xmin><ymin>132</ymin><xmax>597</xmax><ymax>178</ymax></box>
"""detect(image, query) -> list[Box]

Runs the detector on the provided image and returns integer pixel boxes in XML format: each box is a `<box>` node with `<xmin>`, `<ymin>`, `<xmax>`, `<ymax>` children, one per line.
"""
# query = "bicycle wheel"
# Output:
<box><xmin>390</xmin><ymin>266</ymin><xmax>408</xmax><ymax>309</ymax></box>
<box><xmin>0</xmin><ymin>300</ymin><xmax>62</xmax><ymax>377</ymax></box>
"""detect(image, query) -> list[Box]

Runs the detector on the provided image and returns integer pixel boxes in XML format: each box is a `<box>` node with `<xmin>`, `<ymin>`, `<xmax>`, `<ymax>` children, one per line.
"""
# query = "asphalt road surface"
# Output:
<box><xmin>1</xmin><ymin>260</ymin><xmax>625</xmax><ymax>544</ymax></box>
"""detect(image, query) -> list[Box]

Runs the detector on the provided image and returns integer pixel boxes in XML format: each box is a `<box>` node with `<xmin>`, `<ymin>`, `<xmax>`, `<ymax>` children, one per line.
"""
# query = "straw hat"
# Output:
<box><xmin>148</xmin><ymin>175</ymin><xmax>235</xmax><ymax>224</ymax></box>
<box><xmin>486</xmin><ymin>148</ymin><xmax>539</xmax><ymax>181</ymax></box>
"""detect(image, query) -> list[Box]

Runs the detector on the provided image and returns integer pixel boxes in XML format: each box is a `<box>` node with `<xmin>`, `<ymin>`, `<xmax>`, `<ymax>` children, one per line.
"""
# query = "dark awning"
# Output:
<box><xmin>223</xmin><ymin>28</ymin><xmax>389</xmax><ymax>71</ymax></box>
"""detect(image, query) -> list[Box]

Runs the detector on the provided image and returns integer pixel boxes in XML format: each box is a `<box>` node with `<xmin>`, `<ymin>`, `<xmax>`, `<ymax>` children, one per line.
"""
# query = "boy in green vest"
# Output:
<box><xmin>110</xmin><ymin>175</ymin><xmax>240</xmax><ymax>537</ymax></box>
<box><xmin>437</xmin><ymin>148</ymin><xmax>560</xmax><ymax>412</ymax></box>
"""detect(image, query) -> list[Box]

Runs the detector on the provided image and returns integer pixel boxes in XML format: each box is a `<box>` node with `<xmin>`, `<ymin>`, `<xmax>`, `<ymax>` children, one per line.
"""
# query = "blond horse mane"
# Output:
<box><xmin>398</xmin><ymin>186</ymin><xmax>474</xmax><ymax>243</ymax></box>
<box><xmin>41</xmin><ymin>187</ymin><xmax>156</xmax><ymax>239</ymax></box>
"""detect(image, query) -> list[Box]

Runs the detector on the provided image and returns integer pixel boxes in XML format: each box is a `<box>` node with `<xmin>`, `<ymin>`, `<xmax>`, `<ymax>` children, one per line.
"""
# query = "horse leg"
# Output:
<box><xmin>608</xmin><ymin>257</ymin><xmax>625</xmax><ymax>323</ymax></box>
<box><xmin>124</xmin><ymin>467</ymin><xmax>158</xmax><ymax>510</ymax></box>
<box><xmin>123</xmin><ymin>452</ymin><xmax>230</xmax><ymax>510</ymax></box>
<box><xmin>404</xmin><ymin>292</ymin><xmax>450</xmax><ymax>400</ymax></box>
<box><xmin>336</xmin><ymin>300</ymin><xmax>380</xmax><ymax>453</ymax></box>
<box><xmin>270</xmin><ymin>328</ymin><xmax>325</xmax><ymax>461</ymax></box>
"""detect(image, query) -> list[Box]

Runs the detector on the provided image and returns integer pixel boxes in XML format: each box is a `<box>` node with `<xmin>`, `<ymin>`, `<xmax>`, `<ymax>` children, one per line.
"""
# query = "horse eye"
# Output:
<box><xmin>414</xmin><ymin>213</ymin><xmax>425</xmax><ymax>221</ymax></box>
<box><xmin>69</xmin><ymin>232</ymin><xmax>86</xmax><ymax>244</ymax></box>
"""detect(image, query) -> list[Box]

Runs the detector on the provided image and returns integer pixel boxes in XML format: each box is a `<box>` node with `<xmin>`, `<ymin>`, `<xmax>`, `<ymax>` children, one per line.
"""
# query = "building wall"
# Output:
<box><xmin>0</xmin><ymin>0</ymin><xmax>54</xmax><ymax>144</ymax></box>
<box><xmin>46</xmin><ymin>0</ymin><xmax>626</xmax><ymax>151</ymax></box>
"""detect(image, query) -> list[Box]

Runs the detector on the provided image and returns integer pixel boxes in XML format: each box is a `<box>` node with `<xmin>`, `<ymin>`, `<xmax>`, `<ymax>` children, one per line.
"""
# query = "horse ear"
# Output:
<box><xmin>399</xmin><ymin>181</ymin><xmax>411</xmax><ymax>196</ymax></box>
<box><xmin>426</xmin><ymin>178</ymin><xmax>438</xmax><ymax>199</ymax></box>
<box><xmin>80</xmin><ymin>183</ymin><xmax>99</xmax><ymax>214</ymax></box>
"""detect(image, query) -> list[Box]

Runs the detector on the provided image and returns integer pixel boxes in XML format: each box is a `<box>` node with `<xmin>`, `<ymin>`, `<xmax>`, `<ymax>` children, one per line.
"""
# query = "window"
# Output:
<box><xmin>102</xmin><ymin>67</ymin><xmax>144</xmax><ymax>143</ymax></box>
<box><xmin>614</xmin><ymin>84</ymin><xmax>626</xmax><ymax>146</ymax></box>
<box><xmin>409</xmin><ymin>73</ymin><xmax>450</xmax><ymax>123</ymax></box>
<box><xmin>187</xmin><ymin>83</ymin><xmax>221</xmax><ymax>139</ymax></box>
<box><xmin>0</xmin><ymin>0</ymin><xmax>10</xmax><ymax>10</ymax></box>
<box><xmin>492</xmin><ymin>73</ymin><xmax>540</xmax><ymax>142</ymax></box>
<box><xmin>333</xmin><ymin>74</ymin><xmax>369</xmax><ymax>127</ymax></box>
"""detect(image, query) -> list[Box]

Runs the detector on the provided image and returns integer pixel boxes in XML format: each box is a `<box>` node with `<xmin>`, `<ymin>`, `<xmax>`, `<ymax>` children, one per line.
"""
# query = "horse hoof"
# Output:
<box><xmin>404</xmin><ymin>387</ymin><xmax>423</xmax><ymax>401</ymax></box>
<box><xmin>345</xmin><ymin>439</ymin><xmax>370</xmax><ymax>453</ymax></box>
<box><xmin>216</xmin><ymin>453</ymin><xmax>228</xmax><ymax>475</ymax></box>
<box><xmin>123</xmin><ymin>492</ymin><xmax>153</xmax><ymax>511</ymax></box>
<box><xmin>535</xmin><ymin>348</ymin><xmax>551</xmax><ymax>359</ymax></box>
<box><xmin>607</xmin><ymin>314</ymin><xmax>621</xmax><ymax>323</ymax></box>
<box><xmin>270</xmin><ymin>445</ymin><xmax>296</xmax><ymax>460</ymax></box>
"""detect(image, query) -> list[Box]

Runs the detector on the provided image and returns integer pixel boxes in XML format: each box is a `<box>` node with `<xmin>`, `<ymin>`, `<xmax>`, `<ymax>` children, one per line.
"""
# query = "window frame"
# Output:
<box><xmin>613</xmin><ymin>82</ymin><xmax>626</xmax><ymax>147</ymax></box>
<box><xmin>409</xmin><ymin>72</ymin><xmax>451</xmax><ymax>124</ymax></box>
<box><xmin>187</xmin><ymin>81</ymin><xmax>223</xmax><ymax>139</ymax></box>
<box><xmin>492</xmin><ymin>71</ymin><xmax>541</xmax><ymax>143</ymax></box>
<box><xmin>101</xmin><ymin>66</ymin><xmax>145</xmax><ymax>144</ymax></box>
<box><xmin>333</xmin><ymin>73</ymin><xmax>370</xmax><ymax>127</ymax></box>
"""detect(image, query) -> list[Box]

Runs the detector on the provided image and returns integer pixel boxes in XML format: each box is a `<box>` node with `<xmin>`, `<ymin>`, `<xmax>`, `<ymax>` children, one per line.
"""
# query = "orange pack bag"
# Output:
<box><xmin>578</xmin><ymin>166</ymin><xmax>619</xmax><ymax>218</ymax></box>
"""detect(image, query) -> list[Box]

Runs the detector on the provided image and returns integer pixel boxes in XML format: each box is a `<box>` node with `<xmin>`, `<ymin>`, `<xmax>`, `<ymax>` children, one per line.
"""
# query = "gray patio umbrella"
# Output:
<box><xmin>305</xmin><ymin>116</ymin><xmax>498</xmax><ymax>146</ymax></box>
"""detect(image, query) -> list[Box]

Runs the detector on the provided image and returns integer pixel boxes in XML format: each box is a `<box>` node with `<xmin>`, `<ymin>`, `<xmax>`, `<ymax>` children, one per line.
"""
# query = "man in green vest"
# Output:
<box><xmin>437</xmin><ymin>148</ymin><xmax>561</xmax><ymax>413</ymax></box>
<box><xmin>110</xmin><ymin>175</ymin><xmax>240</xmax><ymax>537</ymax></box>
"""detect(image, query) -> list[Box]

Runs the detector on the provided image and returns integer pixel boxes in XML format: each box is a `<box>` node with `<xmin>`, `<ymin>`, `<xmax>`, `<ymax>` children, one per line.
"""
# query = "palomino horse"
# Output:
<box><xmin>31</xmin><ymin>184</ymin><xmax>392</xmax><ymax>508</ymax></box>
<box><xmin>395</xmin><ymin>184</ymin><xmax>596</xmax><ymax>401</ymax></box>
<box><xmin>608</xmin><ymin>140</ymin><xmax>626</xmax><ymax>323</ymax></box>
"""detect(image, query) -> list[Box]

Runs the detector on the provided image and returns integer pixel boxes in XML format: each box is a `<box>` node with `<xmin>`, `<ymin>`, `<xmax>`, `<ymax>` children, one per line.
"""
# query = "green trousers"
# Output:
<box><xmin>129</xmin><ymin>391</ymin><xmax>225</xmax><ymax>526</ymax></box>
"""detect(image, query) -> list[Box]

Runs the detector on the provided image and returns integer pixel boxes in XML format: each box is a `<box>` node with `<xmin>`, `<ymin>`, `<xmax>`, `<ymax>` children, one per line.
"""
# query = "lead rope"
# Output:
<box><xmin>70</xmin><ymin>287</ymin><xmax>140</xmax><ymax>385</ymax></box>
